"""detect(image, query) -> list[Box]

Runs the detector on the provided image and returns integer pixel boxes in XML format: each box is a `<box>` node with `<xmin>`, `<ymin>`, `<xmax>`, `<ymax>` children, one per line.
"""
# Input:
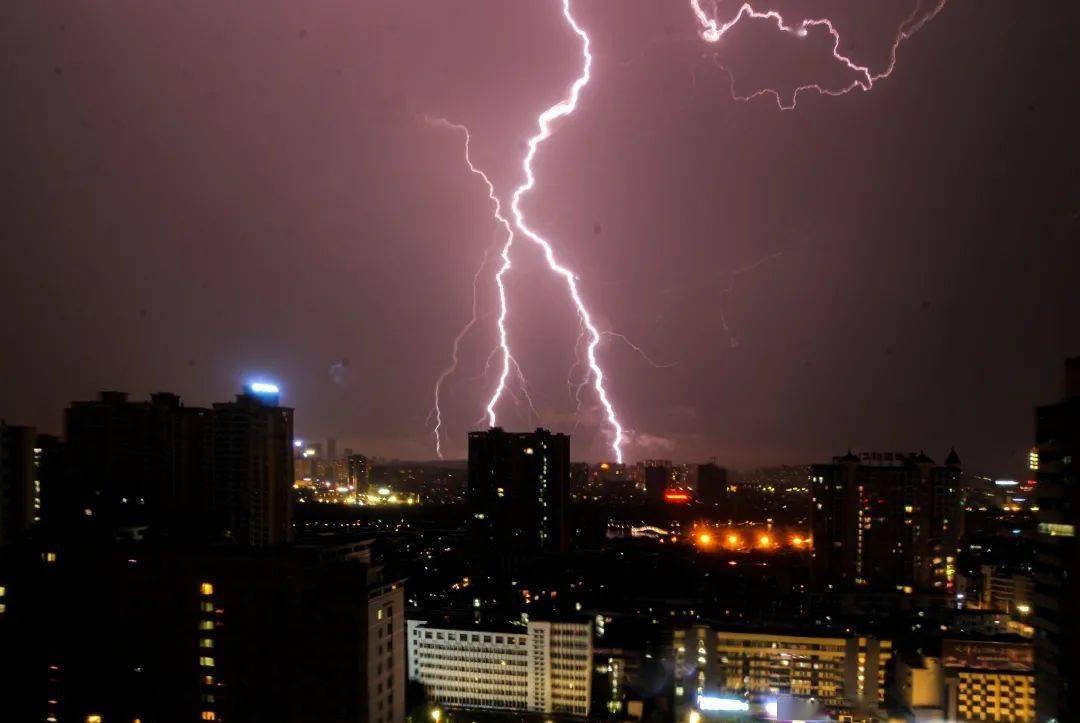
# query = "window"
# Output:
<box><xmin>200</xmin><ymin>639</ymin><xmax>214</xmax><ymax>649</ymax></box>
<box><xmin>200</xmin><ymin>583</ymin><xmax>214</xmax><ymax>596</ymax></box>
<box><xmin>201</xmin><ymin>713</ymin><xmax>217</xmax><ymax>721</ymax></box>
<box><xmin>201</xmin><ymin>602</ymin><xmax>214</xmax><ymax>613</ymax></box>
<box><xmin>377</xmin><ymin>608</ymin><xmax>384</xmax><ymax>621</ymax></box>
<box><xmin>199</xmin><ymin>657</ymin><xmax>215</xmax><ymax>668</ymax></box>
<box><xmin>199</xmin><ymin>620</ymin><xmax>214</xmax><ymax>631</ymax></box>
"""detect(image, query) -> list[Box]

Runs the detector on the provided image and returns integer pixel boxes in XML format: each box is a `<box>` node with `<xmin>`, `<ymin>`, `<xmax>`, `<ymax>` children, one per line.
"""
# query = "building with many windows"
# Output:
<box><xmin>0</xmin><ymin>537</ymin><xmax>402</xmax><ymax>722</ymax></box>
<box><xmin>407</xmin><ymin>618</ymin><xmax>591</xmax><ymax>717</ymax></box>
<box><xmin>1032</xmin><ymin>358</ymin><xmax>1080</xmax><ymax>721</ymax></box>
<box><xmin>942</xmin><ymin>640</ymin><xmax>1035</xmax><ymax>722</ymax></box>
<box><xmin>467</xmin><ymin>428</ymin><xmax>570</xmax><ymax>553</ymax></box>
<box><xmin>811</xmin><ymin>450</ymin><xmax>962</xmax><ymax>593</ymax></box>
<box><xmin>672</xmin><ymin>626</ymin><xmax>891</xmax><ymax>720</ymax></box>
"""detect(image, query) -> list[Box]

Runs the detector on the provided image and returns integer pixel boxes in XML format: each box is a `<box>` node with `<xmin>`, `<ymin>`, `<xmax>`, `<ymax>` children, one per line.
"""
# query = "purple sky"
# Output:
<box><xmin>2</xmin><ymin>1</ymin><xmax>1078</xmax><ymax>473</ymax></box>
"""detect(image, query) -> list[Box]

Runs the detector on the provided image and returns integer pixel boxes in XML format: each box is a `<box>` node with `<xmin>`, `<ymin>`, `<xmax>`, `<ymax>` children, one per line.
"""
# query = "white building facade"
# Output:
<box><xmin>408</xmin><ymin>619</ymin><xmax>591</xmax><ymax>717</ymax></box>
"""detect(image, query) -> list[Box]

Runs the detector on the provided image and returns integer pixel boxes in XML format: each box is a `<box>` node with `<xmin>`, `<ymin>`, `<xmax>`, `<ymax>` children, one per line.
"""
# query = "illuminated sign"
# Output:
<box><xmin>663</xmin><ymin>489</ymin><xmax>691</xmax><ymax>504</ymax></box>
<box><xmin>994</xmin><ymin>479</ymin><xmax>1018</xmax><ymax>487</ymax></box>
<box><xmin>942</xmin><ymin>640</ymin><xmax>1033</xmax><ymax>671</ymax></box>
<box><xmin>697</xmin><ymin>696</ymin><xmax>749</xmax><ymax>712</ymax></box>
<box><xmin>247</xmin><ymin>382</ymin><xmax>280</xmax><ymax>394</ymax></box>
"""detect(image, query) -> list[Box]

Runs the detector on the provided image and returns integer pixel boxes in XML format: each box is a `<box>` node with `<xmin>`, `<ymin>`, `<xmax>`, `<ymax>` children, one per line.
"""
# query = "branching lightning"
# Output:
<box><xmin>689</xmin><ymin>0</ymin><xmax>949</xmax><ymax>110</ymax></box>
<box><xmin>507</xmin><ymin>0</ymin><xmax>627</xmax><ymax>462</ymax></box>
<box><xmin>425</xmin><ymin>0</ymin><xmax>947</xmax><ymax>461</ymax></box>
<box><xmin>426</xmin><ymin>117</ymin><xmax>516</xmax><ymax>459</ymax></box>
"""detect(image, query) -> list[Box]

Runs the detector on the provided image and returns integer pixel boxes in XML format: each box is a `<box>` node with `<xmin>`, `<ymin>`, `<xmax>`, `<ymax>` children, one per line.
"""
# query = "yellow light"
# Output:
<box><xmin>431</xmin><ymin>709</ymin><xmax>442</xmax><ymax>723</ymax></box>
<box><xmin>791</xmin><ymin>536</ymin><xmax>804</xmax><ymax>547</ymax></box>
<box><xmin>758</xmin><ymin>534</ymin><xmax>772</xmax><ymax>548</ymax></box>
<box><xmin>726</xmin><ymin>533</ymin><xmax>740</xmax><ymax>547</ymax></box>
<box><xmin>1017</xmin><ymin>603</ymin><xmax>1031</xmax><ymax>615</ymax></box>
<box><xmin>200</xmin><ymin>582</ymin><xmax>214</xmax><ymax>596</ymax></box>
<box><xmin>697</xmin><ymin>532</ymin><xmax>713</xmax><ymax>548</ymax></box>
<box><xmin>689</xmin><ymin>711</ymin><xmax>702</xmax><ymax>723</ymax></box>
<box><xmin>86</xmin><ymin>716</ymin><xmax>103</xmax><ymax>723</ymax></box>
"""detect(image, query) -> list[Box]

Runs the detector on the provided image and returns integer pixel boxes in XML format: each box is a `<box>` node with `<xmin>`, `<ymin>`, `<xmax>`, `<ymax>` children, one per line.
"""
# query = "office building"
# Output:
<box><xmin>467</xmin><ymin>428</ymin><xmax>570</xmax><ymax>553</ymax></box>
<box><xmin>811</xmin><ymin>450</ymin><xmax>962</xmax><ymax>592</ymax></box>
<box><xmin>210</xmin><ymin>387</ymin><xmax>294</xmax><ymax>546</ymax></box>
<box><xmin>1032</xmin><ymin>357</ymin><xmax>1080</xmax><ymax>720</ymax></box>
<box><xmin>0</xmin><ymin>538</ymin><xmax>404</xmax><ymax>723</ymax></box>
<box><xmin>980</xmin><ymin>565</ymin><xmax>1033</xmax><ymax>616</ymax></box>
<box><xmin>942</xmin><ymin>640</ymin><xmax>1036</xmax><ymax>722</ymax></box>
<box><xmin>0</xmin><ymin>423</ymin><xmax>36</xmax><ymax>545</ymax></box>
<box><xmin>673</xmin><ymin>626</ymin><xmax>891</xmax><ymax>720</ymax></box>
<box><xmin>407</xmin><ymin>618</ymin><xmax>591</xmax><ymax>717</ymax></box>
<box><xmin>697</xmin><ymin>463</ymin><xmax>728</xmax><ymax>506</ymax></box>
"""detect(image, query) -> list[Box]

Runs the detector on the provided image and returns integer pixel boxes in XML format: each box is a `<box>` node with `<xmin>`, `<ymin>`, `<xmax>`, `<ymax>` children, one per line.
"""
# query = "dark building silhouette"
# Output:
<box><xmin>696</xmin><ymin>462</ymin><xmax>729</xmax><ymax>506</ymax></box>
<box><xmin>210</xmin><ymin>389</ymin><xmax>294</xmax><ymax>546</ymax></box>
<box><xmin>1032</xmin><ymin>357</ymin><xmax>1080</xmax><ymax>721</ymax></box>
<box><xmin>0</xmin><ymin>538</ymin><xmax>404</xmax><ymax>723</ymax></box>
<box><xmin>0</xmin><ymin>423</ymin><xmax>36</xmax><ymax>545</ymax></box>
<box><xmin>467</xmin><ymin>427</ymin><xmax>570</xmax><ymax>553</ymax></box>
<box><xmin>45</xmin><ymin>387</ymin><xmax>292</xmax><ymax>546</ymax></box>
<box><xmin>61</xmin><ymin>391</ymin><xmax>210</xmax><ymax>529</ymax></box>
<box><xmin>644</xmin><ymin>463</ymin><xmax>670</xmax><ymax>505</ymax></box>
<box><xmin>347</xmin><ymin>453</ymin><xmax>370</xmax><ymax>497</ymax></box>
<box><xmin>811</xmin><ymin>450</ymin><xmax>961</xmax><ymax>593</ymax></box>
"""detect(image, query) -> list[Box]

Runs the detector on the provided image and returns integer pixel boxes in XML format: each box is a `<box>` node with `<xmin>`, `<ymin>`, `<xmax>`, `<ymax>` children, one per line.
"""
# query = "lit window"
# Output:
<box><xmin>44</xmin><ymin>552</ymin><xmax>57</xmax><ymax>563</ymax></box>
<box><xmin>200</xmin><ymin>583</ymin><xmax>214</xmax><ymax>596</ymax></box>
<box><xmin>377</xmin><ymin>609</ymin><xmax>384</xmax><ymax>621</ymax></box>
<box><xmin>199</xmin><ymin>620</ymin><xmax>214</xmax><ymax>631</ymax></box>
<box><xmin>204</xmin><ymin>675</ymin><xmax>215</xmax><ymax>685</ymax></box>
<box><xmin>200</xmin><ymin>638</ymin><xmax>214</xmax><ymax>649</ymax></box>
<box><xmin>0</xmin><ymin>586</ymin><xmax>5</xmax><ymax>597</ymax></box>
<box><xmin>86</xmin><ymin>716</ymin><xmax>103</xmax><ymax>723</ymax></box>
<box><xmin>199</xmin><ymin>656</ymin><xmax>215</xmax><ymax>667</ymax></box>
<box><xmin>202</xmin><ymin>713</ymin><xmax>217</xmax><ymax>721</ymax></box>
<box><xmin>200</xmin><ymin>602</ymin><xmax>214</xmax><ymax>613</ymax></box>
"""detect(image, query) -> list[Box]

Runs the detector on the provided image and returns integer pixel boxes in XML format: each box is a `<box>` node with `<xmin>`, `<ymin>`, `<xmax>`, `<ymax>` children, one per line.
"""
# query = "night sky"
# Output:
<box><xmin>2</xmin><ymin>1</ymin><xmax>1078</xmax><ymax>474</ymax></box>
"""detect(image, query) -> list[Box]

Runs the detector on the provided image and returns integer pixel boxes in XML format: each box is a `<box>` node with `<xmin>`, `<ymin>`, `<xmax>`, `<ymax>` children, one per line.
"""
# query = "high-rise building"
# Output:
<box><xmin>467</xmin><ymin>428</ymin><xmax>570</xmax><ymax>553</ymax></box>
<box><xmin>54</xmin><ymin>386</ymin><xmax>293</xmax><ymax>545</ymax></box>
<box><xmin>326</xmin><ymin>436</ymin><xmax>337</xmax><ymax>461</ymax></box>
<box><xmin>672</xmin><ymin>626</ymin><xmax>892</xmax><ymax>720</ymax></box>
<box><xmin>62</xmin><ymin>391</ymin><xmax>210</xmax><ymax>528</ymax></box>
<box><xmin>644</xmin><ymin>463</ymin><xmax>671</xmax><ymax>505</ymax></box>
<box><xmin>0</xmin><ymin>423</ymin><xmax>36</xmax><ymax>545</ymax></box>
<box><xmin>347</xmin><ymin>453</ymin><xmax>370</xmax><ymax>497</ymax></box>
<box><xmin>0</xmin><ymin>538</ymin><xmax>404</xmax><ymax>723</ymax></box>
<box><xmin>1032</xmin><ymin>357</ymin><xmax>1080</xmax><ymax>721</ymax></box>
<box><xmin>697</xmin><ymin>463</ymin><xmax>729</xmax><ymax>506</ymax></box>
<box><xmin>941</xmin><ymin>639</ymin><xmax>1036</xmax><ymax>723</ymax></box>
<box><xmin>407</xmin><ymin>618</ymin><xmax>592</xmax><ymax>717</ymax></box>
<box><xmin>210</xmin><ymin>387</ymin><xmax>294</xmax><ymax>546</ymax></box>
<box><xmin>810</xmin><ymin>450</ymin><xmax>961</xmax><ymax>593</ymax></box>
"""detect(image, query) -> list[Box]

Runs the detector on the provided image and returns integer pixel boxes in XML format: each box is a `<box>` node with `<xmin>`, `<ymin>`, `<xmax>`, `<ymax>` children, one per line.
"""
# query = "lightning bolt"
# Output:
<box><xmin>507</xmin><ymin>0</ymin><xmax>627</xmax><ymax>463</ymax></box>
<box><xmin>426</xmin><ymin>116</ymin><xmax>516</xmax><ymax>458</ymax></box>
<box><xmin>689</xmin><ymin>0</ymin><xmax>949</xmax><ymax>110</ymax></box>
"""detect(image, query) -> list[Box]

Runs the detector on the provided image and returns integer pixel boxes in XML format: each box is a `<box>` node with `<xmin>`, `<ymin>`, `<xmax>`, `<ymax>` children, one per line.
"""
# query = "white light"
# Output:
<box><xmin>378</xmin><ymin>487</ymin><xmax>391</xmax><ymax>496</ymax></box>
<box><xmin>248</xmin><ymin>382</ymin><xmax>279</xmax><ymax>394</ymax></box>
<box><xmin>293</xmin><ymin>440</ymin><xmax>303</xmax><ymax>448</ymax></box>
<box><xmin>764</xmin><ymin>699</ymin><xmax>778</xmax><ymax>719</ymax></box>
<box><xmin>995</xmin><ymin>479</ymin><xmax>1018</xmax><ymax>487</ymax></box>
<box><xmin>698</xmin><ymin>696</ymin><xmax>749</xmax><ymax>712</ymax></box>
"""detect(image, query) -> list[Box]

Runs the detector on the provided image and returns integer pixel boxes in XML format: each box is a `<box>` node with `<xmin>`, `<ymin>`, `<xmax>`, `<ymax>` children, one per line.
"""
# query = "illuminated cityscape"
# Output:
<box><xmin>1</xmin><ymin>0</ymin><xmax>1077</xmax><ymax>721</ymax></box>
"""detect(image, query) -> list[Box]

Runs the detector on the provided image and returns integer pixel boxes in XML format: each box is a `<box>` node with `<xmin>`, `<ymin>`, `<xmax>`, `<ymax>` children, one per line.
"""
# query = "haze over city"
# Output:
<box><xmin>3</xmin><ymin>1</ymin><xmax>1078</xmax><ymax>472</ymax></box>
